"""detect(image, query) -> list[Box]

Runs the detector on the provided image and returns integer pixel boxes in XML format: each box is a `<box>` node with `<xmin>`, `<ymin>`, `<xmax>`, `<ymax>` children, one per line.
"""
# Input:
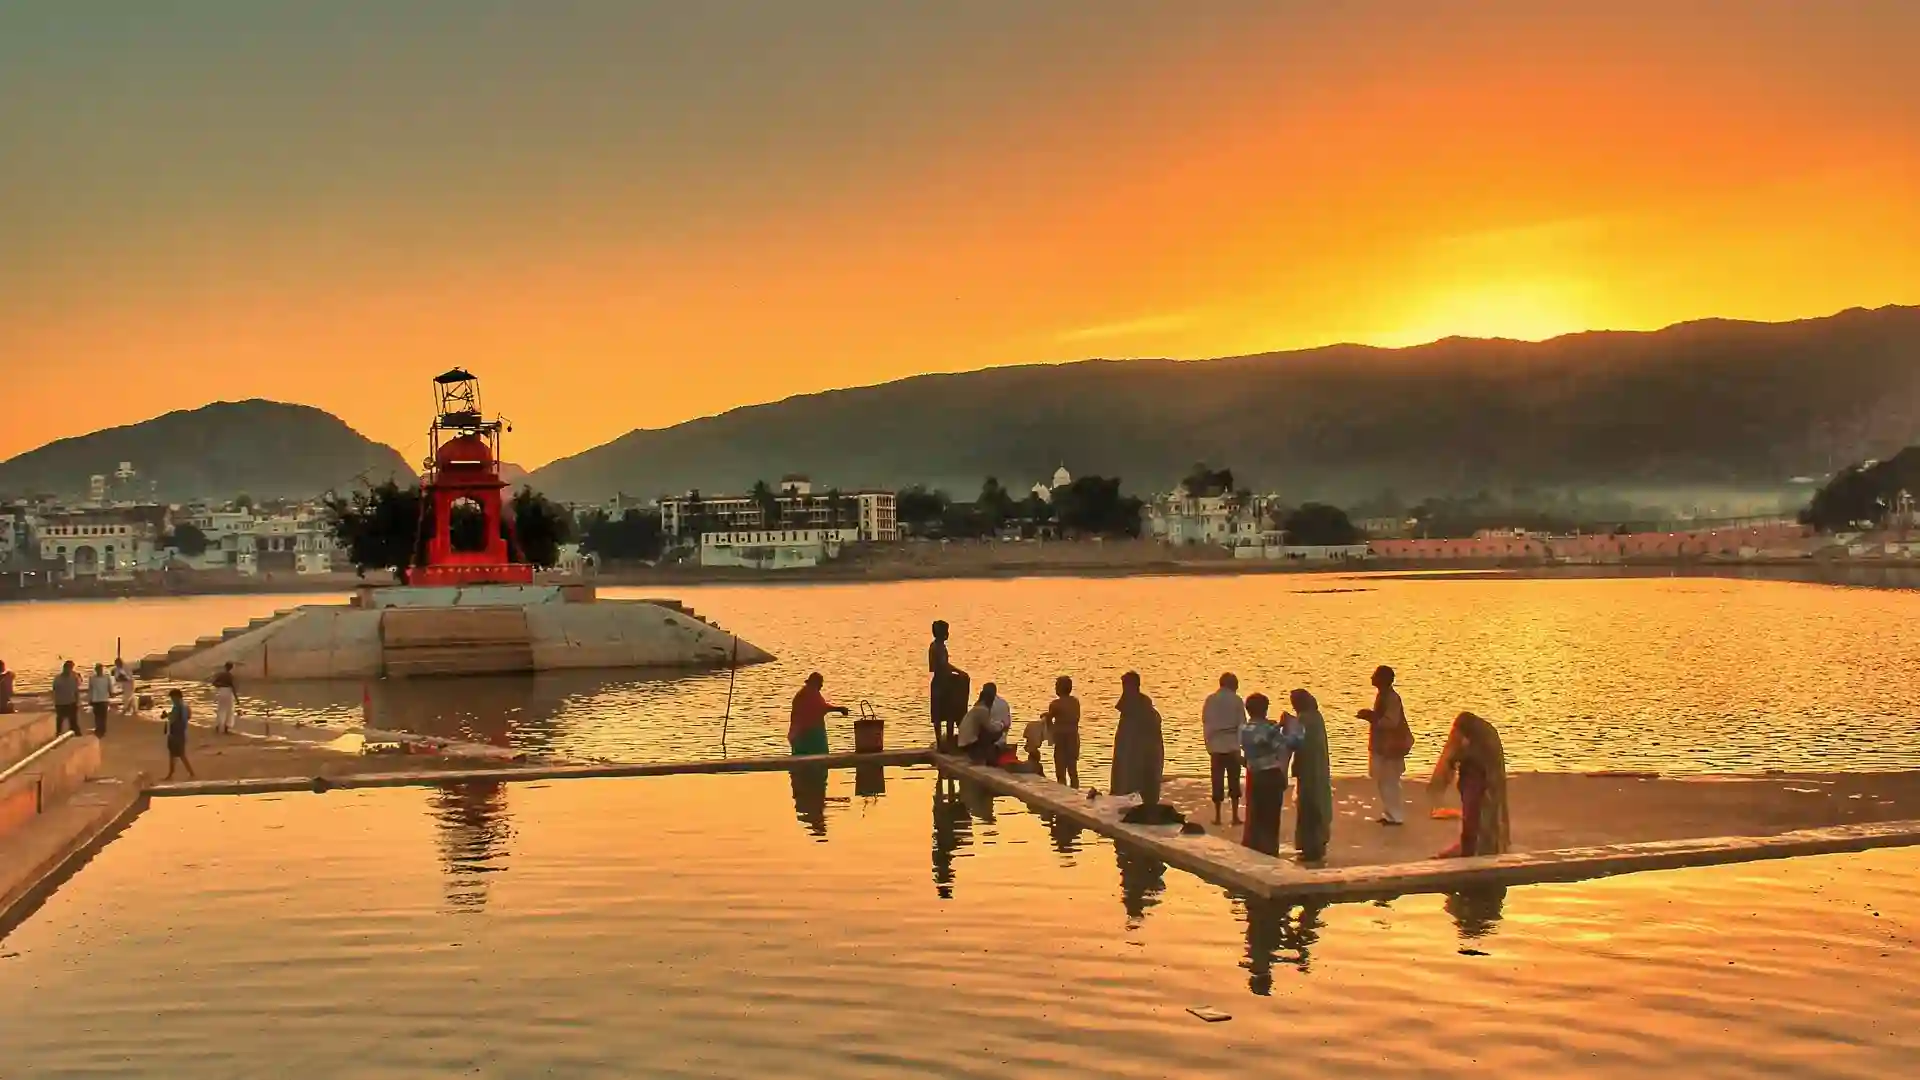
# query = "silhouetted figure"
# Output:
<box><xmin>788</xmin><ymin>671</ymin><xmax>848</xmax><ymax>757</ymax></box>
<box><xmin>1110</xmin><ymin>672</ymin><xmax>1164</xmax><ymax>809</ymax></box>
<box><xmin>1239</xmin><ymin>692</ymin><xmax>1302</xmax><ymax>856</ymax></box>
<box><xmin>1041</xmin><ymin>675</ymin><xmax>1081</xmax><ymax>788</ymax></box>
<box><xmin>162</xmin><ymin>688</ymin><xmax>194</xmax><ymax>780</ymax></box>
<box><xmin>52</xmin><ymin>660</ymin><xmax>80</xmax><ymax>735</ymax></box>
<box><xmin>1287</xmin><ymin>688</ymin><xmax>1333</xmax><ymax>863</ymax></box>
<box><xmin>930</xmin><ymin>775</ymin><xmax>974</xmax><ymax>899</ymax></box>
<box><xmin>1116</xmin><ymin>848</ymin><xmax>1167</xmax><ymax>927</ymax></box>
<box><xmin>1242</xmin><ymin>898</ymin><xmax>1327</xmax><ymax>994</ymax></box>
<box><xmin>928</xmin><ymin>620</ymin><xmax>969</xmax><ymax>749</ymax></box>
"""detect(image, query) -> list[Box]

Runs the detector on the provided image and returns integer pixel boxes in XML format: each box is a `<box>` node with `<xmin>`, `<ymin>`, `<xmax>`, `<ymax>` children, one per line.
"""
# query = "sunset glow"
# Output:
<box><xmin>2</xmin><ymin>1</ymin><xmax>1916</xmax><ymax>467</ymax></box>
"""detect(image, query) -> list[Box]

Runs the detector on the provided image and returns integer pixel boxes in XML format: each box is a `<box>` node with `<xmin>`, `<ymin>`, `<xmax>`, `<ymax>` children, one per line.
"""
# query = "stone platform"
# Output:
<box><xmin>149</xmin><ymin>584</ymin><xmax>774</xmax><ymax>681</ymax></box>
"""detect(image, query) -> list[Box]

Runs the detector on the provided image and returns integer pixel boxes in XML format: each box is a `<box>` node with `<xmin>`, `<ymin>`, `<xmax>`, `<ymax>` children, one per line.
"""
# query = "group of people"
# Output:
<box><xmin>914</xmin><ymin>621</ymin><xmax>1510</xmax><ymax>863</ymax></box>
<box><xmin>27</xmin><ymin>657</ymin><xmax>245</xmax><ymax>782</ymax></box>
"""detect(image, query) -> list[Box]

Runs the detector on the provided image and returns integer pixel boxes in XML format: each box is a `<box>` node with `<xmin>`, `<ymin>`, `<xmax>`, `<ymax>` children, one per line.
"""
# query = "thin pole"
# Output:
<box><xmin>720</xmin><ymin>633</ymin><xmax>740</xmax><ymax>757</ymax></box>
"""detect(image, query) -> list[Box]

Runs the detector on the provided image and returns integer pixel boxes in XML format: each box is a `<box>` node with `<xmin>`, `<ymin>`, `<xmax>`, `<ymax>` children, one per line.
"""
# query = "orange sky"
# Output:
<box><xmin>3</xmin><ymin>1</ymin><xmax>1916</xmax><ymax>470</ymax></box>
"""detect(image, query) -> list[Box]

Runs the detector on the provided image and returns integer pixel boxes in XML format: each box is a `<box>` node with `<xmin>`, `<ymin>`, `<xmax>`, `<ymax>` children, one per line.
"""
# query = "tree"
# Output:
<box><xmin>1055</xmin><ymin>475</ymin><xmax>1145</xmax><ymax>537</ymax></box>
<box><xmin>508</xmin><ymin>486</ymin><xmax>571</xmax><ymax>568</ymax></box>
<box><xmin>324</xmin><ymin>480</ymin><xmax>424</xmax><ymax>581</ymax></box>
<box><xmin>749</xmin><ymin>480</ymin><xmax>781</xmax><ymax>529</ymax></box>
<box><xmin>895</xmin><ymin>486</ymin><xmax>950</xmax><ymax>536</ymax></box>
<box><xmin>1181</xmin><ymin>463</ymin><xmax>1235</xmax><ymax>498</ymax></box>
<box><xmin>166</xmin><ymin>522</ymin><xmax>210</xmax><ymax>557</ymax></box>
<box><xmin>581</xmin><ymin>508</ymin><xmax>665</xmax><ymax>561</ymax></box>
<box><xmin>977</xmin><ymin>476</ymin><xmax>1017</xmax><ymax>532</ymax></box>
<box><xmin>1801</xmin><ymin>448</ymin><xmax>1920</xmax><ymax>531</ymax></box>
<box><xmin>1282</xmin><ymin>503</ymin><xmax>1362</xmax><ymax>546</ymax></box>
<box><xmin>231</xmin><ymin>493</ymin><xmax>255</xmax><ymax>512</ymax></box>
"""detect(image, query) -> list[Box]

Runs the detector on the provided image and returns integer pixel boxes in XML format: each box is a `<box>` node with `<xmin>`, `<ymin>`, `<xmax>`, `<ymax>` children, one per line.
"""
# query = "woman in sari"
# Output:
<box><xmin>1238</xmin><ymin>693</ymin><xmax>1301</xmax><ymax>856</ymax></box>
<box><xmin>1109</xmin><ymin>672</ymin><xmax>1164</xmax><ymax>808</ymax></box>
<box><xmin>1287</xmin><ymin>689</ymin><xmax>1333</xmax><ymax>863</ymax></box>
<box><xmin>1429</xmin><ymin>711</ymin><xmax>1511</xmax><ymax>858</ymax></box>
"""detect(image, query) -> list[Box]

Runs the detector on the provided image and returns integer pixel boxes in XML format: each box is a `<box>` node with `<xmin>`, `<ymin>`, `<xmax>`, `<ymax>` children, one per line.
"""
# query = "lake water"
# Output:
<box><xmin>4</xmin><ymin>575</ymin><xmax>1918</xmax><ymax>774</ymax></box>
<box><xmin>3</xmin><ymin>767</ymin><xmax>1916</xmax><ymax>1078</ymax></box>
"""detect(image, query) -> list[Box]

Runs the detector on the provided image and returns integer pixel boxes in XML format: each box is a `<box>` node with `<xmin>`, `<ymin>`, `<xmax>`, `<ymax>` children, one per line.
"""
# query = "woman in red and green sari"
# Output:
<box><xmin>789</xmin><ymin>672</ymin><xmax>849</xmax><ymax>757</ymax></box>
<box><xmin>1429</xmin><ymin>712</ymin><xmax>1511</xmax><ymax>858</ymax></box>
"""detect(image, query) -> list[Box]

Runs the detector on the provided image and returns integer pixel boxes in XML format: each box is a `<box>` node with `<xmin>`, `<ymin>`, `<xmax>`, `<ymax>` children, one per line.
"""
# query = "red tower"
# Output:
<box><xmin>411</xmin><ymin>368</ymin><xmax>534</xmax><ymax>587</ymax></box>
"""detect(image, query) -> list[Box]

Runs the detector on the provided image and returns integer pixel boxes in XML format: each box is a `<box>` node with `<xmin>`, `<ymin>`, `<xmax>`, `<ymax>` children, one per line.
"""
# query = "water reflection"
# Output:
<box><xmin>790</xmin><ymin>764</ymin><xmax>830</xmax><ymax>839</ymax></box>
<box><xmin>930</xmin><ymin>776</ymin><xmax>974</xmax><ymax>900</ymax></box>
<box><xmin>1445</xmin><ymin>886</ymin><xmax>1507</xmax><ymax>939</ymax></box>
<box><xmin>854</xmin><ymin>762</ymin><xmax>887</xmax><ymax>800</ymax></box>
<box><xmin>1116</xmin><ymin>849</ymin><xmax>1167</xmax><ymax>927</ymax></box>
<box><xmin>1241</xmin><ymin>898</ymin><xmax>1328</xmax><ymax>992</ymax></box>
<box><xmin>429</xmin><ymin>781</ymin><xmax>512</xmax><ymax>912</ymax></box>
<box><xmin>1040</xmin><ymin>813</ymin><xmax>1085</xmax><ymax>856</ymax></box>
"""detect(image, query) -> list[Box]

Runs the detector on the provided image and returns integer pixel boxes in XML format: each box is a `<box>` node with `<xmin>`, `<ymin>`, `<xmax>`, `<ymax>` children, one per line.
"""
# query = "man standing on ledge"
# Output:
<box><xmin>1202</xmin><ymin>672</ymin><xmax>1247</xmax><ymax>827</ymax></box>
<box><xmin>52</xmin><ymin>660</ymin><xmax>81</xmax><ymax>736</ymax></box>
<box><xmin>789</xmin><ymin>672</ymin><xmax>849</xmax><ymax>757</ymax></box>
<box><xmin>928</xmin><ymin>620</ymin><xmax>968</xmax><ymax>750</ymax></box>
<box><xmin>1356</xmin><ymin>665</ymin><xmax>1413</xmax><ymax>825</ymax></box>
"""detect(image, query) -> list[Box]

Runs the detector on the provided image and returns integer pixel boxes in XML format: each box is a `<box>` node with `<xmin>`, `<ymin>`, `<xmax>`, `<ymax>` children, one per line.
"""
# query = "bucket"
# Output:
<box><xmin>853</xmin><ymin>701</ymin><xmax>884</xmax><ymax>754</ymax></box>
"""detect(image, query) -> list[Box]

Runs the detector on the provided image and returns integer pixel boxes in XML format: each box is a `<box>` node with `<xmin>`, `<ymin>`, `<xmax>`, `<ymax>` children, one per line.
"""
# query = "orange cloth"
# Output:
<box><xmin>789</xmin><ymin>686</ymin><xmax>838</xmax><ymax>742</ymax></box>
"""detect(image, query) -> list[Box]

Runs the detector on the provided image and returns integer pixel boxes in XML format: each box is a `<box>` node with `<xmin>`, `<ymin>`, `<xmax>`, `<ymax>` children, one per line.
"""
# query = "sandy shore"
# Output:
<box><xmin>1160</xmin><ymin>770</ymin><xmax>1920</xmax><ymax>869</ymax></box>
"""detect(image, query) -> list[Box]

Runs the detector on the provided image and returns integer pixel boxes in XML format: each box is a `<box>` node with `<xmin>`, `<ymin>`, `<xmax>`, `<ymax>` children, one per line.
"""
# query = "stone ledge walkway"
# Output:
<box><xmin>933</xmin><ymin>755</ymin><xmax>1920</xmax><ymax>900</ymax></box>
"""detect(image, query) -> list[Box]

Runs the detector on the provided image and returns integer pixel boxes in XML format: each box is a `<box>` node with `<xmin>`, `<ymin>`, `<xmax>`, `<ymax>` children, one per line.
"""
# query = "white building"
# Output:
<box><xmin>660</xmin><ymin>479</ymin><xmax>897</xmax><ymax>543</ymax></box>
<box><xmin>698</xmin><ymin>527</ymin><xmax>861</xmax><ymax>570</ymax></box>
<box><xmin>1031</xmin><ymin>464</ymin><xmax>1072</xmax><ymax>504</ymax></box>
<box><xmin>175</xmin><ymin>506</ymin><xmax>341</xmax><ymax>575</ymax></box>
<box><xmin>37</xmin><ymin>507</ymin><xmax>170</xmax><ymax>579</ymax></box>
<box><xmin>1147</xmin><ymin>486</ymin><xmax>1271</xmax><ymax>547</ymax></box>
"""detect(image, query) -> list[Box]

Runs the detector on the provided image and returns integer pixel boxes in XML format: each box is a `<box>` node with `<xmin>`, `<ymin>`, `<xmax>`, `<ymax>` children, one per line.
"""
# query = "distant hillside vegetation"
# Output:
<box><xmin>529</xmin><ymin>305</ymin><xmax>1920</xmax><ymax>502</ymax></box>
<box><xmin>0</xmin><ymin>400</ymin><xmax>415</xmax><ymax>501</ymax></box>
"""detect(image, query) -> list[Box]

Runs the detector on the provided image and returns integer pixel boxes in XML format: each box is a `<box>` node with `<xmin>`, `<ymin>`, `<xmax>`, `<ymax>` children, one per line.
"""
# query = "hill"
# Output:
<box><xmin>528</xmin><ymin>305</ymin><xmax>1920</xmax><ymax>504</ymax></box>
<box><xmin>0</xmin><ymin>400</ymin><xmax>415</xmax><ymax>501</ymax></box>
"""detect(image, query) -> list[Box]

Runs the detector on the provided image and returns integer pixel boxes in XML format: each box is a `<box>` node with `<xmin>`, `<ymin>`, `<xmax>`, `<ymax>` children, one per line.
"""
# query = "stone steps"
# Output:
<box><xmin>379</xmin><ymin>605</ymin><xmax>535</xmax><ymax>678</ymax></box>
<box><xmin>140</xmin><ymin>607</ymin><xmax>300</xmax><ymax>677</ymax></box>
<box><xmin>383</xmin><ymin>642</ymin><xmax>538</xmax><ymax>678</ymax></box>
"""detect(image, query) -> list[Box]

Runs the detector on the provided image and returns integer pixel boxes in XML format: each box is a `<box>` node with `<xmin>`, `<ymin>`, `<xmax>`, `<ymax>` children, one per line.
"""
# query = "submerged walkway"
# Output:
<box><xmin>935</xmin><ymin>756</ymin><xmax>1920</xmax><ymax>900</ymax></box>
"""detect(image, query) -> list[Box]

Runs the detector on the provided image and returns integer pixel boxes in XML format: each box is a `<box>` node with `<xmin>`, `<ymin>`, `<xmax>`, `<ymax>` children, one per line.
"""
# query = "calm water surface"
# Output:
<box><xmin>3</xmin><ymin>576</ymin><xmax>1917</xmax><ymax>774</ymax></box>
<box><xmin>3</xmin><ymin>767</ymin><xmax>1916</xmax><ymax>1078</ymax></box>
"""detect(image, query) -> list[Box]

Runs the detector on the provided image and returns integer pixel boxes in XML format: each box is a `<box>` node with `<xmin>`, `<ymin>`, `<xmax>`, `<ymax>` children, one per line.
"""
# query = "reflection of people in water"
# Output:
<box><xmin>930</xmin><ymin>775</ymin><xmax>974</xmax><ymax>899</ymax></box>
<box><xmin>1241</xmin><ymin>897</ymin><xmax>1327</xmax><ymax>994</ymax></box>
<box><xmin>431</xmin><ymin>780</ymin><xmax>511</xmax><ymax>912</ymax></box>
<box><xmin>1115</xmin><ymin>848</ymin><xmax>1167</xmax><ymax>926</ymax></box>
<box><xmin>790</xmin><ymin>764</ymin><xmax>830</xmax><ymax>838</ymax></box>
<box><xmin>1445</xmin><ymin>886</ymin><xmax>1507</xmax><ymax>938</ymax></box>
<box><xmin>1042</xmin><ymin>812</ymin><xmax>1084</xmax><ymax>856</ymax></box>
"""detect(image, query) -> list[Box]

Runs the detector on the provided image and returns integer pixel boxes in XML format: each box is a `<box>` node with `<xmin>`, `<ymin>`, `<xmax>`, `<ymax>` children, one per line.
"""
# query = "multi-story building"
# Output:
<box><xmin>176</xmin><ymin>505</ymin><xmax>341</xmax><ymax>575</ymax></box>
<box><xmin>698</xmin><ymin>527</ymin><xmax>862</xmax><ymax>570</ymax></box>
<box><xmin>659</xmin><ymin>477</ymin><xmax>897</xmax><ymax>543</ymax></box>
<box><xmin>36</xmin><ymin>506</ymin><xmax>170</xmax><ymax>579</ymax></box>
<box><xmin>1146</xmin><ymin>487</ymin><xmax>1272</xmax><ymax>547</ymax></box>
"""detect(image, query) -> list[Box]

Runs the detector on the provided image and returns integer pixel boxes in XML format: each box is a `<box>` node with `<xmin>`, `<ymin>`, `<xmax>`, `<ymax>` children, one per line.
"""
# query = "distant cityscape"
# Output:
<box><xmin>4</xmin><ymin>456</ymin><xmax>1917</xmax><ymax>591</ymax></box>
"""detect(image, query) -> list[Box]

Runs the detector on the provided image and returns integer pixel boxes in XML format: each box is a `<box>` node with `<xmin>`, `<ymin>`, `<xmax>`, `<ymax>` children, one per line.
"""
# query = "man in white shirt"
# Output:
<box><xmin>1202</xmin><ymin>672</ymin><xmax>1248</xmax><ymax>826</ymax></box>
<box><xmin>87</xmin><ymin>662</ymin><xmax>115</xmax><ymax>737</ymax></box>
<box><xmin>113</xmin><ymin>658</ymin><xmax>136</xmax><ymax>715</ymax></box>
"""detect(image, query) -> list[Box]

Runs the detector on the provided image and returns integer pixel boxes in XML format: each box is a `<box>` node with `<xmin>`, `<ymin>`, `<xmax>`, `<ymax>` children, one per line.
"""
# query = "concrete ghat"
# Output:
<box><xmin>146</xmin><ymin>748</ymin><xmax>935</xmax><ymax>797</ymax></box>
<box><xmin>0</xmin><ymin>780</ymin><xmax>147</xmax><ymax>936</ymax></box>
<box><xmin>933</xmin><ymin>756</ymin><xmax>1920</xmax><ymax>900</ymax></box>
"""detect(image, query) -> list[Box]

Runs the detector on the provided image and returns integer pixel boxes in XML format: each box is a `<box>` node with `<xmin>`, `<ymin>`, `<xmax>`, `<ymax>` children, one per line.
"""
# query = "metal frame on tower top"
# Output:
<box><xmin>424</xmin><ymin>368</ymin><xmax>507</xmax><ymax>476</ymax></box>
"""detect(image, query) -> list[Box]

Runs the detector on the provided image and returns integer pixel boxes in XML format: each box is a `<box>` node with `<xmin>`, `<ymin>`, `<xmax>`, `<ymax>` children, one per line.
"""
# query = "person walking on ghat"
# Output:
<box><xmin>788</xmin><ymin>672</ymin><xmax>849</xmax><ymax>757</ymax></box>
<box><xmin>1041</xmin><ymin>675</ymin><xmax>1082</xmax><ymax>788</ymax></box>
<box><xmin>87</xmin><ymin>662</ymin><xmax>114</xmax><ymax>737</ymax></box>
<box><xmin>1287</xmin><ymin>688</ymin><xmax>1333</xmax><ymax>863</ymax></box>
<box><xmin>113</xmin><ymin>656</ymin><xmax>136</xmax><ymax>716</ymax></box>
<box><xmin>928</xmin><ymin>620</ymin><xmax>969</xmax><ymax>750</ymax></box>
<box><xmin>52</xmin><ymin>660</ymin><xmax>82</xmax><ymax>736</ymax></box>
<box><xmin>1355</xmin><ymin>665</ymin><xmax>1414</xmax><ymax>825</ymax></box>
<box><xmin>1202</xmin><ymin>672</ymin><xmax>1248</xmax><ymax>826</ymax></box>
<box><xmin>163</xmin><ymin>688</ymin><xmax>195</xmax><ymax>781</ymax></box>
<box><xmin>1110</xmin><ymin>672</ymin><xmax>1165</xmax><ymax>809</ymax></box>
<box><xmin>211</xmin><ymin>662</ymin><xmax>238</xmax><ymax>734</ymax></box>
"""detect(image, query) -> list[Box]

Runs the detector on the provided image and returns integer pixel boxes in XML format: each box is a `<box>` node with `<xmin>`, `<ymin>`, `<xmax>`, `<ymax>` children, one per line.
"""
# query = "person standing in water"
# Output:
<box><xmin>1110</xmin><ymin>672</ymin><xmax>1165</xmax><ymax>809</ymax></box>
<box><xmin>163</xmin><ymin>688</ymin><xmax>195</xmax><ymax>780</ymax></box>
<box><xmin>1239</xmin><ymin>693</ymin><xmax>1302</xmax><ymax>855</ymax></box>
<box><xmin>87</xmin><ymin>662</ymin><xmax>114</xmax><ymax>737</ymax></box>
<box><xmin>1041</xmin><ymin>675</ymin><xmax>1081</xmax><ymax>788</ymax></box>
<box><xmin>1286</xmin><ymin>688</ymin><xmax>1333</xmax><ymax>863</ymax></box>
<box><xmin>211</xmin><ymin>662</ymin><xmax>238</xmax><ymax>734</ymax></box>
<box><xmin>1355</xmin><ymin>665</ymin><xmax>1414</xmax><ymax>825</ymax></box>
<box><xmin>1202</xmin><ymin>672</ymin><xmax>1248</xmax><ymax>826</ymax></box>
<box><xmin>928</xmin><ymin>621</ymin><xmax>969</xmax><ymax>749</ymax></box>
<box><xmin>787</xmin><ymin>672</ymin><xmax>849</xmax><ymax>757</ymax></box>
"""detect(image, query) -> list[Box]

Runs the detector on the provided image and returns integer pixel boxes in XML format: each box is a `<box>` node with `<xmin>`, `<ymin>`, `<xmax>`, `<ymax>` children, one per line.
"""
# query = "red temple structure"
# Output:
<box><xmin>410</xmin><ymin>368</ymin><xmax>534</xmax><ymax>587</ymax></box>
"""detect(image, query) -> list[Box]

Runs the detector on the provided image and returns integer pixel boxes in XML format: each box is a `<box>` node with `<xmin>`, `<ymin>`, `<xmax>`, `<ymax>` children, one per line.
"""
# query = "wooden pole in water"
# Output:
<box><xmin>720</xmin><ymin>634</ymin><xmax>739</xmax><ymax>757</ymax></box>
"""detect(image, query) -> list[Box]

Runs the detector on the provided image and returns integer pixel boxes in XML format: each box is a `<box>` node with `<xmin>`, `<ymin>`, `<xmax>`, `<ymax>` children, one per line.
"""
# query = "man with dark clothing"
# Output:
<box><xmin>928</xmin><ymin>620</ymin><xmax>969</xmax><ymax>749</ymax></box>
<box><xmin>87</xmin><ymin>662</ymin><xmax>114</xmax><ymax>737</ymax></box>
<box><xmin>52</xmin><ymin>660</ymin><xmax>82</xmax><ymax>736</ymax></box>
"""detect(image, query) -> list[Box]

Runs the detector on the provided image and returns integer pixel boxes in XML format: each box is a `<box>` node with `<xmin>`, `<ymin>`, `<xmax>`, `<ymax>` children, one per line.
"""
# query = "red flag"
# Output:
<box><xmin>361</xmin><ymin>684</ymin><xmax>372</xmax><ymax>727</ymax></box>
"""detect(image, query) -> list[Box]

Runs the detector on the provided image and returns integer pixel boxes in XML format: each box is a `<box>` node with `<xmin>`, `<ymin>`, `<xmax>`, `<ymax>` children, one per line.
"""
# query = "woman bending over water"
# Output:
<box><xmin>1429</xmin><ymin>711</ymin><xmax>1510</xmax><ymax>858</ymax></box>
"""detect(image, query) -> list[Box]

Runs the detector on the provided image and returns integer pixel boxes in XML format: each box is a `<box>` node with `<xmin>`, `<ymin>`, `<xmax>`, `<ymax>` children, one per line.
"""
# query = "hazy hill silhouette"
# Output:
<box><xmin>530</xmin><ymin>305</ymin><xmax>1920</xmax><ymax>502</ymax></box>
<box><xmin>0</xmin><ymin>400</ymin><xmax>414</xmax><ymax>501</ymax></box>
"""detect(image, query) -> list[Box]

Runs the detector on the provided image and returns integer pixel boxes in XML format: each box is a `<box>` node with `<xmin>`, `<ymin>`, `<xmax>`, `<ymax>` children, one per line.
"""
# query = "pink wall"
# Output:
<box><xmin>1370</xmin><ymin>524</ymin><xmax>1813</xmax><ymax>561</ymax></box>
